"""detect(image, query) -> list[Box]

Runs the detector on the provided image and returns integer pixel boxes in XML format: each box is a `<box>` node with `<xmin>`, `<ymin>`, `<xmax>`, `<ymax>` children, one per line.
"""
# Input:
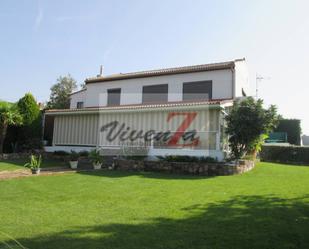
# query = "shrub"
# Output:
<box><xmin>79</xmin><ymin>150</ymin><xmax>89</xmax><ymax>157</ymax></box>
<box><xmin>260</xmin><ymin>145</ymin><xmax>309</xmax><ymax>164</ymax></box>
<box><xmin>89</xmin><ymin>149</ymin><xmax>103</xmax><ymax>164</ymax></box>
<box><xmin>225</xmin><ymin>97</ymin><xmax>279</xmax><ymax>159</ymax></box>
<box><xmin>158</xmin><ymin>155</ymin><xmax>217</xmax><ymax>163</ymax></box>
<box><xmin>199</xmin><ymin>156</ymin><xmax>218</xmax><ymax>163</ymax></box>
<box><xmin>69</xmin><ymin>150</ymin><xmax>79</xmax><ymax>161</ymax></box>
<box><xmin>53</xmin><ymin>150</ymin><xmax>69</xmax><ymax>156</ymax></box>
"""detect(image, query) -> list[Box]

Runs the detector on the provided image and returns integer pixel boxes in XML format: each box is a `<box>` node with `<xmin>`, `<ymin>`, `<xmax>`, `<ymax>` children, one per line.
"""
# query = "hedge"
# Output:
<box><xmin>260</xmin><ymin>145</ymin><xmax>309</xmax><ymax>164</ymax></box>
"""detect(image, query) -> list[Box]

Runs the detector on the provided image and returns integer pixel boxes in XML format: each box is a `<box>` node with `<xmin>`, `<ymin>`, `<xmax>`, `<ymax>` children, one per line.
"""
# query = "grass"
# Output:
<box><xmin>0</xmin><ymin>158</ymin><xmax>67</xmax><ymax>171</ymax></box>
<box><xmin>0</xmin><ymin>162</ymin><xmax>308</xmax><ymax>249</ymax></box>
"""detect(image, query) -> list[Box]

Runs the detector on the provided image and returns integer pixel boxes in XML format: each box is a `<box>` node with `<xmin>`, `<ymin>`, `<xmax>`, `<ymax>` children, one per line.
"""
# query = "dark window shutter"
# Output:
<box><xmin>142</xmin><ymin>84</ymin><xmax>168</xmax><ymax>103</ymax></box>
<box><xmin>107</xmin><ymin>88</ymin><xmax>121</xmax><ymax>106</ymax></box>
<box><xmin>183</xmin><ymin>81</ymin><xmax>212</xmax><ymax>101</ymax></box>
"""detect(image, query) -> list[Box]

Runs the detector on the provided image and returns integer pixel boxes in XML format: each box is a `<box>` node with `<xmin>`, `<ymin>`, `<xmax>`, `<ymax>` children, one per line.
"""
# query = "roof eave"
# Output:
<box><xmin>45</xmin><ymin>100</ymin><xmax>233</xmax><ymax>116</ymax></box>
<box><xmin>85</xmin><ymin>63</ymin><xmax>235</xmax><ymax>84</ymax></box>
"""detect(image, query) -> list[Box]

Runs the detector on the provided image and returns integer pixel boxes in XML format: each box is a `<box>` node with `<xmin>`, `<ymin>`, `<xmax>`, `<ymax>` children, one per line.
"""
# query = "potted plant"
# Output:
<box><xmin>24</xmin><ymin>154</ymin><xmax>42</xmax><ymax>174</ymax></box>
<box><xmin>69</xmin><ymin>150</ymin><xmax>79</xmax><ymax>169</ymax></box>
<box><xmin>89</xmin><ymin>149</ymin><xmax>103</xmax><ymax>169</ymax></box>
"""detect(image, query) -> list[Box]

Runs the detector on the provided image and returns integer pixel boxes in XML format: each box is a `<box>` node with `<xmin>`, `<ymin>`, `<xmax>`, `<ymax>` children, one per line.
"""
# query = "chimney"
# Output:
<box><xmin>97</xmin><ymin>65</ymin><xmax>103</xmax><ymax>77</ymax></box>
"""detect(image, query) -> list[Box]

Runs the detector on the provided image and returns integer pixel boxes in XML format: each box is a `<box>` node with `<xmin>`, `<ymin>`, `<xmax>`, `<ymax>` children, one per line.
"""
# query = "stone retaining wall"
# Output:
<box><xmin>1</xmin><ymin>153</ymin><xmax>255</xmax><ymax>176</ymax></box>
<box><xmin>114</xmin><ymin>159</ymin><xmax>255</xmax><ymax>176</ymax></box>
<box><xmin>0</xmin><ymin>153</ymin><xmax>31</xmax><ymax>160</ymax></box>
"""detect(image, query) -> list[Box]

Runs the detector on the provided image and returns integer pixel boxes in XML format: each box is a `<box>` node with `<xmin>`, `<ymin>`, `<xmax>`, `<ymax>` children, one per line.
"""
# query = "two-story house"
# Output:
<box><xmin>44</xmin><ymin>58</ymin><xmax>249</xmax><ymax>161</ymax></box>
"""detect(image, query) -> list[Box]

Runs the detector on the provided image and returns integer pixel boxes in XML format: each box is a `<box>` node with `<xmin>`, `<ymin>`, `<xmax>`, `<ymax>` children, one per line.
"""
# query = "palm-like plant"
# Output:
<box><xmin>0</xmin><ymin>101</ymin><xmax>23</xmax><ymax>154</ymax></box>
<box><xmin>24</xmin><ymin>154</ymin><xmax>42</xmax><ymax>170</ymax></box>
<box><xmin>89</xmin><ymin>149</ymin><xmax>103</xmax><ymax>165</ymax></box>
<box><xmin>24</xmin><ymin>154</ymin><xmax>42</xmax><ymax>174</ymax></box>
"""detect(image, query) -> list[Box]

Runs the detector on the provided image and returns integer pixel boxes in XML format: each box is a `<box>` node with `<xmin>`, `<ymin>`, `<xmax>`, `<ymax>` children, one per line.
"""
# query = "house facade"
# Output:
<box><xmin>44</xmin><ymin>58</ymin><xmax>249</xmax><ymax>161</ymax></box>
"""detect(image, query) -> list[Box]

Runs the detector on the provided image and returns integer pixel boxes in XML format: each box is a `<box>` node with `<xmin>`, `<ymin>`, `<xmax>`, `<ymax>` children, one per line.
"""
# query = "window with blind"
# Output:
<box><xmin>107</xmin><ymin>88</ymin><xmax>121</xmax><ymax>106</ymax></box>
<box><xmin>183</xmin><ymin>81</ymin><xmax>212</xmax><ymax>101</ymax></box>
<box><xmin>142</xmin><ymin>84</ymin><xmax>168</xmax><ymax>103</ymax></box>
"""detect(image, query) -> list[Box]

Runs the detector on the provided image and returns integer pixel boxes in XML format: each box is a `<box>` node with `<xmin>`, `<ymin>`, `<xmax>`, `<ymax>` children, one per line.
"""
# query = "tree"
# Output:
<box><xmin>47</xmin><ymin>75</ymin><xmax>77</xmax><ymax>109</ymax></box>
<box><xmin>0</xmin><ymin>101</ymin><xmax>23</xmax><ymax>154</ymax></box>
<box><xmin>225</xmin><ymin>97</ymin><xmax>279</xmax><ymax>160</ymax></box>
<box><xmin>16</xmin><ymin>93</ymin><xmax>42</xmax><ymax>150</ymax></box>
<box><xmin>17</xmin><ymin>93</ymin><xmax>40</xmax><ymax>125</ymax></box>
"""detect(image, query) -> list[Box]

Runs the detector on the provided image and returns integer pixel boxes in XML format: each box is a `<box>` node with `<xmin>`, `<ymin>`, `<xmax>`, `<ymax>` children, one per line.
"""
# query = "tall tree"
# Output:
<box><xmin>0</xmin><ymin>101</ymin><xmax>23</xmax><ymax>154</ymax></box>
<box><xmin>47</xmin><ymin>75</ymin><xmax>77</xmax><ymax>109</ymax></box>
<box><xmin>16</xmin><ymin>93</ymin><xmax>42</xmax><ymax>150</ymax></box>
<box><xmin>17</xmin><ymin>93</ymin><xmax>40</xmax><ymax>125</ymax></box>
<box><xmin>225</xmin><ymin>97</ymin><xmax>279</xmax><ymax>160</ymax></box>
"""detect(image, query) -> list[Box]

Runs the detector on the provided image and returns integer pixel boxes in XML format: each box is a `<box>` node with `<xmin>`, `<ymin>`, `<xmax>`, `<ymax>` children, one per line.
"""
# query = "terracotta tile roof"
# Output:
<box><xmin>85</xmin><ymin>59</ymin><xmax>244</xmax><ymax>84</ymax></box>
<box><xmin>45</xmin><ymin>98</ymin><xmax>233</xmax><ymax>115</ymax></box>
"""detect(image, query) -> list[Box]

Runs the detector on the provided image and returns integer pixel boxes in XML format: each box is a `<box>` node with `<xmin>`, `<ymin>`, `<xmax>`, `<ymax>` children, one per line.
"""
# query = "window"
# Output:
<box><xmin>183</xmin><ymin>81</ymin><xmax>212</xmax><ymax>101</ymax></box>
<box><xmin>107</xmin><ymin>88</ymin><xmax>121</xmax><ymax>106</ymax></box>
<box><xmin>142</xmin><ymin>84</ymin><xmax>168</xmax><ymax>103</ymax></box>
<box><xmin>76</xmin><ymin>102</ymin><xmax>84</xmax><ymax>109</ymax></box>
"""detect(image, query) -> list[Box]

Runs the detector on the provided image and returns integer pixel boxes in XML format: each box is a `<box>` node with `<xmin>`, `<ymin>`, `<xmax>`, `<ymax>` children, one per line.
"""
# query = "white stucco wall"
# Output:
<box><xmin>71</xmin><ymin>69</ymin><xmax>234</xmax><ymax>108</ymax></box>
<box><xmin>70</xmin><ymin>61</ymin><xmax>251</xmax><ymax>108</ymax></box>
<box><xmin>70</xmin><ymin>90</ymin><xmax>86</xmax><ymax>109</ymax></box>
<box><xmin>234</xmin><ymin>59</ymin><xmax>250</xmax><ymax>97</ymax></box>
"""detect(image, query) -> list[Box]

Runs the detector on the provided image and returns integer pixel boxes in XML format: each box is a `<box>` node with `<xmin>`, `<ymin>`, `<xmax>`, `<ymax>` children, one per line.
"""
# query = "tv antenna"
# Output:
<box><xmin>256</xmin><ymin>74</ymin><xmax>271</xmax><ymax>99</ymax></box>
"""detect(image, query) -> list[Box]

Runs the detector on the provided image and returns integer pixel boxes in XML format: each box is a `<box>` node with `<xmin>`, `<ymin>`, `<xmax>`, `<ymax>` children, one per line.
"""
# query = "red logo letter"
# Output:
<box><xmin>167</xmin><ymin>112</ymin><xmax>199</xmax><ymax>147</ymax></box>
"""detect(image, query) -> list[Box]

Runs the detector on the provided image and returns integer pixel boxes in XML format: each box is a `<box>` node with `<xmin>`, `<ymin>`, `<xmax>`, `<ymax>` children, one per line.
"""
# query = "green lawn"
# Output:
<box><xmin>0</xmin><ymin>158</ymin><xmax>67</xmax><ymax>171</ymax></box>
<box><xmin>0</xmin><ymin>162</ymin><xmax>308</xmax><ymax>249</ymax></box>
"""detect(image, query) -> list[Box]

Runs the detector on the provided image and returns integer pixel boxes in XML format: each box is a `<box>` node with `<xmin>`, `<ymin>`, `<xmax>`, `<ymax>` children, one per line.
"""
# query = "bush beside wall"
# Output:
<box><xmin>260</xmin><ymin>145</ymin><xmax>309</xmax><ymax>164</ymax></box>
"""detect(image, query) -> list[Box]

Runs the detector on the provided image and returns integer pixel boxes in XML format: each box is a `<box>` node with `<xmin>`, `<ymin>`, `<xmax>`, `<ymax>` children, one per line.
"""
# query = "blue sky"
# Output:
<box><xmin>1</xmin><ymin>0</ymin><xmax>308</xmax><ymax>134</ymax></box>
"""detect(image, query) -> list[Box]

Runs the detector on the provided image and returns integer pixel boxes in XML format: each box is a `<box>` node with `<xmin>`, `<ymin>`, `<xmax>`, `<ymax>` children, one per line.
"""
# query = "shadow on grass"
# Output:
<box><xmin>260</xmin><ymin>161</ymin><xmax>309</xmax><ymax>167</ymax></box>
<box><xmin>0</xmin><ymin>159</ymin><xmax>68</xmax><ymax>169</ymax></box>
<box><xmin>2</xmin><ymin>195</ymin><xmax>308</xmax><ymax>249</ymax></box>
<box><xmin>77</xmin><ymin>169</ymin><xmax>215</xmax><ymax>180</ymax></box>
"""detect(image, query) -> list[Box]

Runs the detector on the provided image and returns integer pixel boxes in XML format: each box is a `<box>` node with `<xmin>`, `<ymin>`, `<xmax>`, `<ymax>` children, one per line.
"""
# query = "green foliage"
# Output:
<box><xmin>69</xmin><ymin>150</ymin><xmax>79</xmax><ymax>161</ymax></box>
<box><xmin>158</xmin><ymin>155</ymin><xmax>217</xmax><ymax>163</ymax></box>
<box><xmin>248</xmin><ymin>134</ymin><xmax>269</xmax><ymax>155</ymax></box>
<box><xmin>47</xmin><ymin>75</ymin><xmax>77</xmax><ymax>109</ymax></box>
<box><xmin>24</xmin><ymin>154</ymin><xmax>42</xmax><ymax>170</ymax></box>
<box><xmin>89</xmin><ymin>149</ymin><xmax>103</xmax><ymax>164</ymax></box>
<box><xmin>0</xmin><ymin>101</ymin><xmax>23</xmax><ymax>153</ymax></box>
<box><xmin>274</xmin><ymin>119</ymin><xmax>301</xmax><ymax>145</ymax></box>
<box><xmin>79</xmin><ymin>150</ymin><xmax>89</xmax><ymax>157</ymax></box>
<box><xmin>0</xmin><ymin>101</ymin><xmax>23</xmax><ymax>126</ymax></box>
<box><xmin>53</xmin><ymin>150</ymin><xmax>70</xmax><ymax>156</ymax></box>
<box><xmin>199</xmin><ymin>156</ymin><xmax>218</xmax><ymax>163</ymax></box>
<box><xmin>260</xmin><ymin>145</ymin><xmax>309</xmax><ymax>164</ymax></box>
<box><xmin>225</xmin><ymin>97</ymin><xmax>279</xmax><ymax>159</ymax></box>
<box><xmin>13</xmin><ymin>93</ymin><xmax>42</xmax><ymax>151</ymax></box>
<box><xmin>17</xmin><ymin>93</ymin><xmax>40</xmax><ymax>126</ymax></box>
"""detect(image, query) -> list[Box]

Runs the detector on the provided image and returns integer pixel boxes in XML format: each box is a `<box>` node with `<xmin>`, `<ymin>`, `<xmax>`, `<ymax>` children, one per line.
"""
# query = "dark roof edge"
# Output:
<box><xmin>45</xmin><ymin>98</ymin><xmax>233</xmax><ymax>114</ymax></box>
<box><xmin>85</xmin><ymin>59</ymin><xmax>244</xmax><ymax>84</ymax></box>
